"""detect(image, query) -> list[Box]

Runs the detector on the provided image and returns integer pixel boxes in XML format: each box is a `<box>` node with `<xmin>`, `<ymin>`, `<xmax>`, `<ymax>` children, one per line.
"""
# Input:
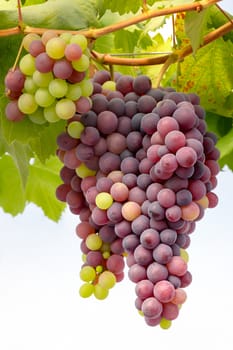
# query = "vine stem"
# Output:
<box><xmin>91</xmin><ymin>19</ymin><xmax>233</xmax><ymax>66</ymax></box>
<box><xmin>0</xmin><ymin>0</ymin><xmax>221</xmax><ymax>38</ymax></box>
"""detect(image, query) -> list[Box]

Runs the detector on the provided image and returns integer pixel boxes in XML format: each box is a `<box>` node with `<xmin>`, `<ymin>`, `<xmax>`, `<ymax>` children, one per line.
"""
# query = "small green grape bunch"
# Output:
<box><xmin>5</xmin><ymin>30</ymin><xmax>93</xmax><ymax>124</ymax></box>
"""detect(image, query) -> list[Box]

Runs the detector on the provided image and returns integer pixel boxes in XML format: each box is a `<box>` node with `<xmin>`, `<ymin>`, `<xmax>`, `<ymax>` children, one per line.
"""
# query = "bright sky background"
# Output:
<box><xmin>0</xmin><ymin>1</ymin><xmax>233</xmax><ymax>349</ymax></box>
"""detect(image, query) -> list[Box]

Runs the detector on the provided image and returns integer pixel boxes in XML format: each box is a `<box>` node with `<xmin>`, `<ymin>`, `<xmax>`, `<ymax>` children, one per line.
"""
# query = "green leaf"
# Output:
<box><xmin>0</xmin><ymin>0</ymin><xmax>99</xmax><ymax>30</ymax></box>
<box><xmin>0</xmin><ymin>154</ymin><xmax>26</xmax><ymax>215</ymax></box>
<box><xmin>114</xmin><ymin>29</ymin><xmax>142</xmax><ymax>53</ymax></box>
<box><xmin>173</xmin><ymin>38</ymin><xmax>233</xmax><ymax>117</ymax></box>
<box><xmin>205</xmin><ymin>112</ymin><xmax>232</xmax><ymax>138</ymax></box>
<box><xmin>216</xmin><ymin>127</ymin><xmax>233</xmax><ymax>160</ymax></box>
<box><xmin>29</xmin><ymin>120</ymin><xmax>66</xmax><ymax>163</ymax></box>
<box><xmin>184</xmin><ymin>8</ymin><xmax>209</xmax><ymax>54</ymax></box>
<box><xmin>26</xmin><ymin>156</ymin><xmax>66</xmax><ymax>221</ymax></box>
<box><xmin>7</xmin><ymin>141</ymin><xmax>32</xmax><ymax>188</ymax></box>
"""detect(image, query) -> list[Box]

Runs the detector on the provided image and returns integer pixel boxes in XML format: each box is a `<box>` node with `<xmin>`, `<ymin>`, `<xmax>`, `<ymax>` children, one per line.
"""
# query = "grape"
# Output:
<box><xmin>176</xmin><ymin>189</ymin><xmax>192</xmax><ymax>206</ymax></box>
<box><xmin>35</xmin><ymin>52</ymin><xmax>55</xmax><ymax>73</ymax></box>
<box><xmin>153</xmin><ymin>280</ymin><xmax>176</xmax><ymax>303</ymax></box>
<box><xmin>146</xmin><ymin>261</ymin><xmax>168</xmax><ymax>282</ymax></box>
<box><xmin>5</xmin><ymin>100</ymin><xmax>24</xmax><ymax>122</ymax></box>
<box><xmin>116</xmin><ymin>75</ymin><xmax>133</xmax><ymax>95</ymax></box>
<box><xmin>157</xmin><ymin>188</ymin><xmax>176</xmax><ymax>208</ymax></box>
<box><xmin>98</xmin><ymin>225</ymin><xmax>116</xmax><ymax>244</ymax></box>
<box><xmin>102</xmin><ymin>80</ymin><xmax>116</xmax><ymax>91</ymax></box>
<box><xmin>137</xmin><ymin>95</ymin><xmax>156</xmax><ymax>113</ymax></box>
<box><xmin>128</xmin><ymin>264</ymin><xmax>147</xmax><ymax>283</ymax></box>
<box><xmin>131</xmin><ymin>215</ymin><xmax>150</xmax><ymax>236</ymax></box>
<box><xmin>33</xmin><ymin>71</ymin><xmax>53</xmax><ymax>88</ymax></box>
<box><xmin>167</xmin><ymin>256</ymin><xmax>188</xmax><ymax>276</ymax></box>
<box><xmin>35</xmin><ymin>87</ymin><xmax>55</xmax><ymax>107</ymax></box>
<box><xmin>108</xmin><ymin>97</ymin><xmax>125</xmax><ymax>116</ymax></box>
<box><xmin>133</xmin><ymin>75</ymin><xmax>152</xmax><ymax>95</ymax></box>
<box><xmin>46</xmin><ymin>37</ymin><xmax>66</xmax><ymax>59</ymax></box>
<box><xmin>106</xmin><ymin>133</ymin><xmax>127</xmax><ymax>154</ymax></box>
<box><xmin>122</xmin><ymin>234</ymin><xmax>140</xmax><ymax>253</ymax></box>
<box><xmin>65</xmin><ymin>43</ymin><xmax>82</xmax><ymax>61</ymax></box>
<box><xmin>141</xmin><ymin>297</ymin><xmax>163</xmax><ymax>318</ymax></box>
<box><xmin>140</xmin><ymin>228</ymin><xmax>160</xmax><ymax>250</ymax></box>
<box><xmin>155</xmin><ymin>99</ymin><xmax>177</xmax><ymax>117</ymax></box>
<box><xmin>135</xmin><ymin>279</ymin><xmax>154</xmax><ymax>299</ymax></box>
<box><xmin>72</xmin><ymin>54</ymin><xmax>90</xmax><ymax>72</ymax></box>
<box><xmin>141</xmin><ymin>113</ymin><xmax>159</xmax><ymax>135</ymax></box>
<box><xmin>162</xmin><ymin>302</ymin><xmax>179</xmax><ymax>321</ymax></box>
<box><xmin>97</xmin><ymin>110</ymin><xmax>118</xmax><ymax>135</ymax></box>
<box><xmin>99</xmin><ymin>152</ymin><xmax>121</xmax><ymax>174</ymax></box>
<box><xmin>19</xmin><ymin>54</ymin><xmax>36</xmax><ymax>76</ymax></box>
<box><xmin>5</xmin><ymin>68</ymin><xmax>25</xmax><ymax>92</ymax></box>
<box><xmin>114</xmin><ymin>220</ymin><xmax>132</xmax><ymax>238</ymax></box>
<box><xmin>79</xmin><ymin>283</ymin><xmax>94</xmax><ymax>298</ymax></box>
<box><xmin>110</xmin><ymin>182</ymin><xmax>129</xmax><ymax>202</ymax></box>
<box><xmin>165</xmin><ymin>130</ymin><xmax>186</xmax><ymax>153</ymax></box>
<box><xmin>176</xmin><ymin>146</ymin><xmax>197</xmax><ymax>168</ymax></box>
<box><xmin>29</xmin><ymin>39</ymin><xmax>45</xmax><ymax>57</ymax></box>
<box><xmin>91</xmin><ymin>94</ymin><xmax>108</xmax><ymax>114</ymax></box>
<box><xmin>18</xmin><ymin>93</ymin><xmax>38</xmax><ymax>114</ymax></box>
<box><xmin>23</xmin><ymin>33</ymin><xmax>41</xmax><ymax>50</ymax></box>
<box><xmin>70</xmin><ymin>34</ymin><xmax>88</xmax><ymax>51</ymax></box>
<box><xmin>55</xmin><ymin>98</ymin><xmax>76</xmax><ymax>119</ymax></box>
<box><xmin>75</xmin><ymin>97</ymin><xmax>92</xmax><ymax>114</ymax></box>
<box><xmin>160</xmin><ymin>229</ymin><xmax>177</xmax><ymax>245</ymax></box>
<box><xmin>28</xmin><ymin>108</ymin><xmax>47</xmax><ymax>125</ymax></box>
<box><xmin>80</xmin><ymin>265</ymin><xmax>96</xmax><ymax>282</ymax></box>
<box><xmin>120</xmin><ymin>156</ymin><xmax>139</xmax><ymax>174</ymax></box>
<box><xmin>106</xmin><ymin>254</ymin><xmax>125</xmax><ymax>274</ymax></box>
<box><xmin>148</xmin><ymin>201</ymin><xmax>165</xmax><ymax>220</ymax></box>
<box><xmin>173</xmin><ymin>107</ymin><xmax>197</xmax><ymax>131</ymax></box>
<box><xmin>57</xmin><ymin>132</ymin><xmax>78</xmax><ymax>150</ymax></box>
<box><xmin>153</xmin><ymin>243</ymin><xmax>173</xmax><ymax>264</ymax></box>
<box><xmin>125</xmin><ymin>100</ymin><xmax>138</xmax><ymax>118</ymax></box>
<box><xmin>134</xmin><ymin>245</ymin><xmax>153</xmax><ymax>266</ymax></box>
<box><xmin>98</xmin><ymin>271</ymin><xmax>116</xmax><ymax>289</ymax></box>
<box><xmin>128</xmin><ymin>187</ymin><xmax>146</xmax><ymax>205</ymax></box>
<box><xmin>53</xmin><ymin>59</ymin><xmax>73</xmax><ymax>79</ymax></box>
<box><xmin>93</xmin><ymin>284</ymin><xmax>109</xmax><ymax>300</ymax></box>
<box><xmin>165</xmin><ymin>205</ymin><xmax>182</xmax><ymax>222</ymax></box>
<box><xmin>121</xmin><ymin>201</ymin><xmax>141</xmax><ymax>221</ymax></box>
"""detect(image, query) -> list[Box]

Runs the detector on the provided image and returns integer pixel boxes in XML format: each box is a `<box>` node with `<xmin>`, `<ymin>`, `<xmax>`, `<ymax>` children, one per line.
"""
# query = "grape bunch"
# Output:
<box><xmin>55</xmin><ymin>70</ymin><xmax>220</xmax><ymax>328</ymax></box>
<box><xmin>4</xmin><ymin>31</ymin><xmax>93</xmax><ymax>123</ymax></box>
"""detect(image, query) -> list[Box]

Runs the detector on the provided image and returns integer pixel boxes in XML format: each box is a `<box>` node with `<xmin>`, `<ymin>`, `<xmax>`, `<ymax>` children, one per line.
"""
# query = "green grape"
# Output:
<box><xmin>60</xmin><ymin>32</ymin><xmax>72</xmax><ymax>44</ymax></box>
<box><xmin>66</xmin><ymin>83</ymin><xmax>82</xmax><ymax>100</ymax></box>
<box><xmin>79</xmin><ymin>79</ymin><xmax>94</xmax><ymax>97</ymax></box>
<box><xmin>19</xmin><ymin>54</ymin><xmax>36</xmax><ymax>76</ymax></box>
<box><xmin>79</xmin><ymin>283</ymin><xmax>94</xmax><ymax>298</ymax></box>
<box><xmin>18</xmin><ymin>93</ymin><xmax>38</xmax><ymax>114</ymax></box>
<box><xmin>93</xmin><ymin>284</ymin><xmax>109</xmax><ymax>300</ymax></box>
<box><xmin>55</xmin><ymin>98</ymin><xmax>76</xmax><ymax>119</ymax></box>
<box><xmin>67</xmin><ymin>121</ymin><xmax>84</xmax><ymax>138</ymax></box>
<box><xmin>23</xmin><ymin>33</ymin><xmax>41</xmax><ymax>51</ymax></box>
<box><xmin>72</xmin><ymin>54</ymin><xmax>89</xmax><ymax>72</ymax></box>
<box><xmin>33</xmin><ymin>71</ymin><xmax>53</xmax><ymax>87</ymax></box>
<box><xmin>45</xmin><ymin>37</ymin><xmax>66</xmax><ymax>59</ymax></box>
<box><xmin>43</xmin><ymin>104</ymin><xmax>60</xmax><ymax>123</ymax></box>
<box><xmin>75</xmin><ymin>162</ymin><xmax>96</xmax><ymax>178</ymax></box>
<box><xmin>24</xmin><ymin>76</ymin><xmax>37</xmax><ymax>93</ymax></box>
<box><xmin>96</xmin><ymin>265</ymin><xmax>103</xmax><ymax>274</ymax></box>
<box><xmin>180</xmin><ymin>248</ymin><xmax>189</xmax><ymax>262</ymax></box>
<box><xmin>48</xmin><ymin>79</ymin><xmax>68</xmax><ymax>98</ymax></box>
<box><xmin>98</xmin><ymin>271</ymin><xmax>116</xmax><ymax>289</ymax></box>
<box><xmin>80</xmin><ymin>265</ymin><xmax>96</xmax><ymax>282</ymax></box>
<box><xmin>69</xmin><ymin>34</ymin><xmax>88</xmax><ymax>51</ymax></box>
<box><xmin>35</xmin><ymin>87</ymin><xmax>55</xmax><ymax>107</ymax></box>
<box><xmin>85</xmin><ymin>233</ymin><xmax>102</xmax><ymax>251</ymax></box>
<box><xmin>160</xmin><ymin>318</ymin><xmax>172</xmax><ymax>329</ymax></box>
<box><xmin>102</xmin><ymin>80</ymin><xmax>116</xmax><ymax>91</ymax></box>
<box><xmin>95</xmin><ymin>192</ymin><xmax>113</xmax><ymax>210</ymax></box>
<box><xmin>28</xmin><ymin>107</ymin><xmax>47</xmax><ymax>124</ymax></box>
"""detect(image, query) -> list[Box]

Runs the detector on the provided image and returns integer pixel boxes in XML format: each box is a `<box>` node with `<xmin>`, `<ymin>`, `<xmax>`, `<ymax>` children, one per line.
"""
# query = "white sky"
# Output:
<box><xmin>0</xmin><ymin>1</ymin><xmax>233</xmax><ymax>349</ymax></box>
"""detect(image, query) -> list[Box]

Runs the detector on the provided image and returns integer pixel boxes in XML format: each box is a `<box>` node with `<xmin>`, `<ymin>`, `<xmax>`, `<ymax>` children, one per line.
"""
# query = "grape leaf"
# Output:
<box><xmin>184</xmin><ymin>8</ymin><xmax>209</xmax><ymax>54</ymax></box>
<box><xmin>216</xmin><ymin>128</ymin><xmax>233</xmax><ymax>166</ymax></box>
<box><xmin>6</xmin><ymin>141</ymin><xmax>32</xmax><ymax>188</ymax></box>
<box><xmin>173</xmin><ymin>38</ymin><xmax>233</xmax><ymax>118</ymax></box>
<box><xmin>0</xmin><ymin>0</ymin><xmax>99</xmax><ymax>30</ymax></box>
<box><xmin>0</xmin><ymin>154</ymin><xmax>26</xmax><ymax>215</ymax></box>
<box><xmin>29</xmin><ymin>120</ymin><xmax>66</xmax><ymax>163</ymax></box>
<box><xmin>26</xmin><ymin>156</ymin><xmax>65</xmax><ymax>221</ymax></box>
<box><xmin>205</xmin><ymin>112</ymin><xmax>233</xmax><ymax>138</ymax></box>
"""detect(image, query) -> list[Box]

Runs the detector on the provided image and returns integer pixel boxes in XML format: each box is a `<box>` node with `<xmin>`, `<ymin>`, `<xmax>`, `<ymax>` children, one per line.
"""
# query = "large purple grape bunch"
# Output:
<box><xmin>56</xmin><ymin>70</ymin><xmax>220</xmax><ymax>328</ymax></box>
